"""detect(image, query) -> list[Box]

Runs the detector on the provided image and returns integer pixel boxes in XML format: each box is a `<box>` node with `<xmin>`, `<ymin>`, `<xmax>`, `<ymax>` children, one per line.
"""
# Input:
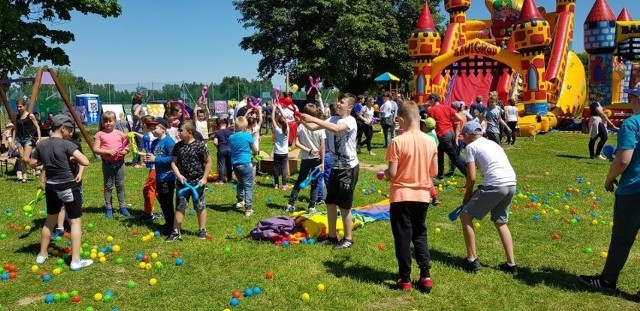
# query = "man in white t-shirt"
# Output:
<box><xmin>380</xmin><ymin>93</ymin><xmax>398</xmax><ymax>147</ymax></box>
<box><xmin>234</xmin><ymin>94</ymin><xmax>250</xmax><ymax>120</ymax></box>
<box><xmin>458</xmin><ymin>121</ymin><xmax>518</xmax><ymax>274</ymax></box>
<box><xmin>301</xmin><ymin>93</ymin><xmax>359</xmax><ymax>250</ymax></box>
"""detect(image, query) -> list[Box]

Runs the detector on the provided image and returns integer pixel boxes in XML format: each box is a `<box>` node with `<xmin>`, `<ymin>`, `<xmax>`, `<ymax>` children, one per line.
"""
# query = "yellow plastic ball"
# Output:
<box><xmin>31</xmin><ymin>265</ymin><xmax>39</xmax><ymax>272</ymax></box>
<box><xmin>138</xmin><ymin>262</ymin><xmax>146</xmax><ymax>269</ymax></box>
<box><xmin>292</xmin><ymin>84</ymin><xmax>299</xmax><ymax>92</ymax></box>
<box><xmin>93</xmin><ymin>293</ymin><xmax>103</xmax><ymax>301</ymax></box>
<box><xmin>435</xmin><ymin>227</ymin><xmax>441</xmax><ymax>233</ymax></box>
<box><xmin>112</xmin><ymin>245</ymin><xmax>121</xmax><ymax>252</ymax></box>
<box><xmin>474</xmin><ymin>222</ymin><xmax>481</xmax><ymax>229</ymax></box>
<box><xmin>99</xmin><ymin>257</ymin><xmax>106</xmax><ymax>263</ymax></box>
<box><xmin>149</xmin><ymin>278</ymin><xmax>157</xmax><ymax>286</ymax></box>
<box><xmin>90</xmin><ymin>253</ymin><xmax>97</xmax><ymax>259</ymax></box>
<box><xmin>301</xmin><ymin>293</ymin><xmax>310</xmax><ymax>301</ymax></box>
<box><xmin>591</xmin><ymin>219</ymin><xmax>598</xmax><ymax>225</ymax></box>
<box><xmin>106</xmin><ymin>236</ymin><xmax>114</xmax><ymax>242</ymax></box>
<box><xmin>98</xmin><ymin>252</ymin><xmax>105</xmax><ymax>258</ymax></box>
<box><xmin>151</xmin><ymin>252</ymin><xmax>158</xmax><ymax>259</ymax></box>
<box><xmin>145</xmin><ymin>263</ymin><xmax>152</xmax><ymax>270</ymax></box>
<box><xmin>24</xmin><ymin>225</ymin><xmax>31</xmax><ymax>231</ymax></box>
<box><xmin>600</xmin><ymin>252</ymin><xmax>608</xmax><ymax>259</ymax></box>
<box><xmin>317</xmin><ymin>283</ymin><xmax>325</xmax><ymax>292</ymax></box>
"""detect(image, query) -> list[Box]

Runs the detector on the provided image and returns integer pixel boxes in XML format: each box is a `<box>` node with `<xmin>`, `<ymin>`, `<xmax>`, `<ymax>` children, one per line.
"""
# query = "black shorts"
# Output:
<box><xmin>326</xmin><ymin>164</ymin><xmax>359</xmax><ymax>209</ymax></box>
<box><xmin>45</xmin><ymin>181</ymin><xmax>83</xmax><ymax>219</ymax></box>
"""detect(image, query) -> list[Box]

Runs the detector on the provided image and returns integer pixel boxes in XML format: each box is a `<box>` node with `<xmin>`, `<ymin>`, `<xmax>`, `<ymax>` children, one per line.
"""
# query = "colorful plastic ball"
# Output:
<box><xmin>253</xmin><ymin>286</ymin><xmax>261</xmax><ymax>295</ymax></box>
<box><xmin>103</xmin><ymin>295</ymin><xmax>113</xmax><ymax>303</ymax></box>
<box><xmin>149</xmin><ymin>278</ymin><xmax>157</xmax><ymax>286</ymax></box>
<box><xmin>87</xmin><ymin>223</ymin><xmax>94</xmax><ymax>231</ymax></box>
<box><xmin>205</xmin><ymin>232</ymin><xmax>213</xmax><ymax>240</ymax></box>
<box><xmin>44</xmin><ymin>294</ymin><xmax>54</xmax><ymax>304</ymax></box>
<box><xmin>70</xmin><ymin>290</ymin><xmax>78</xmax><ymax>296</ymax></box>
<box><xmin>85</xmin><ymin>307</ymin><xmax>94</xmax><ymax>311</ymax></box>
<box><xmin>551</xmin><ymin>233</ymin><xmax>560</xmax><ymax>240</ymax></box>
<box><xmin>93</xmin><ymin>293</ymin><xmax>103</xmax><ymax>301</ymax></box>
<box><xmin>171</xmin><ymin>251</ymin><xmax>179</xmax><ymax>258</ymax></box>
<box><xmin>99</xmin><ymin>257</ymin><xmax>107</xmax><ymax>263</ymax></box>
<box><xmin>175</xmin><ymin>258</ymin><xmax>184</xmax><ymax>266</ymax></box>
<box><xmin>378</xmin><ymin>243</ymin><xmax>385</xmax><ymax>251</ymax></box>
<box><xmin>115</xmin><ymin>258</ymin><xmax>124</xmax><ymax>265</ymax></box>
<box><xmin>307</xmin><ymin>238</ymin><xmax>316</xmax><ymax>244</ymax></box>
<box><xmin>52</xmin><ymin>268</ymin><xmax>61</xmax><ymax>275</ymax></box>
<box><xmin>151</xmin><ymin>252</ymin><xmax>158</xmax><ymax>259</ymax></box>
<box><xmin>474</xmin><ymin>222</ymin><xmax>481</xmax><ymax>229</ymax></box>
<box><xmin>42</xmin><ymin>274</ymin><xmax>51</xmax><ymax>282</ymax></box>
<box><xmin>265</xmin><ymin>271</ymin><xmax>273</xmax><ymax>279</ymax></box>
<box><xmin>236</xmin><ymin>227</ymin><xmax>244</xmax><ymax>234</ymax></box>
<box><xmin>61</xmin><ymin>292</ymin><xmax>70</xmax><ymax>300</ymax></box>
<box><xmin>0</xmin><ymin>233</ymin><xmax>6</xmax><ymax>240</ymax></box>
<box><xmin>232</xmin><ymin>290</ymin><xmax>241</xmax><ymax>299</ymax></box>
<box><xmin>229</xmin><ymin>298</ymin><xmax>239</xmax><ymax>307</ymax></box>
<box><xmin>317</xmin><ymin>283</ymin><xmax>325</xmax><ymax>291</ymax></box>
<box><xmin>600</xmin><ymin>252</ymin><xmax>608</xmax><ymax>259</ymax></box>
<box><xmin>154</xmin><ymin>231</ymin><xmax>160</xmax><ymax>237</ymax></box>
<box><xmin>224</xmin><ymin>246</ymin><xmax>231</xmax><ymax>255</ymax></box>
<box><xmin>131</xmin><ymin>228</ymin><xmax>139</xmax><ymax>235</ymax></box>
<box><xmin>301</xmin><ymin>292</ymin><xmax>310</xmax><ymax>301</ymax></box>
<box><xmin>138</xmin><ymin>262</ymin><xmax>146</xmax><ymax>269</ymax></box>
<box><xmin>31</xmin><ymin>265</ymin><xmax>39</xmax><ymax>273</ymax></box>
<box><xmin>281</xmin><ymin>241</ymin><xmax>290</xmax><ymax>247</ymax></box>
<box><xmin>434</xmin><ymin>227</ymin><xmax>441</xmax><ymax>233</ymax></box>
<box><xmin>136</xmin><ymin>252</ymin><xmax>143</xmax><ymax>261</ymax></box>
<box><xmin>127</xmin><ymin>280</ymin><xmax>136</xmax><ymax>289</ymax></box>
<box><xmin>244</xmin><ymin>288</ymin><xmax>253</xmax><ymax>297</ymax></box>
<box><xmin>53</xmin><ymin>293</ymin><xmax>61</xmax><ymax>302</ymax></box>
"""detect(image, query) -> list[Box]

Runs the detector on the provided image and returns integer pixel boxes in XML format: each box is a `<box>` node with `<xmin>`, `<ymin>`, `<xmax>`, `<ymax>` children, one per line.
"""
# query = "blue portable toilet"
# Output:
<box><xmin>75</xmin><ymin>94</ymin><xmax>100</xmax><ymax>125</ymax></box>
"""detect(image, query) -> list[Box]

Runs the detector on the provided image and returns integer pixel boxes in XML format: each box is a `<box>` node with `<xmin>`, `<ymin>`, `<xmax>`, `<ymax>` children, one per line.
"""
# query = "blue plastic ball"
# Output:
<box><xmin>175</xmin><ymin>258</ymin><xmax>184</xmax><ymax>266</ymax></box>
<box><xmin>105</xmin><ymin>290</ymin><xmax>114</xmax><ymax>297</ymax></box>
<box><xmin>42</xmin><ymin>274</ymin><xmax>52</xmax><ymax>282</ymax></box>
<box><xmin>230</xmin><ymin>298</ymin><xmax>239</xmax><ymax>306</ymax></box>
<box><xmin>136</xmin><ymin>253</ymin><xmax>143</xmax><ymax>261</ymax></box>
<box><xmin>106</xmin><ymin>245</ymin><xmax>113</xmax><ymax>252</ymax></box>
<box><xmin>244</xmin><ymin>288</ymin><xmax>253</xmax><ymax>297</ymax></box>
<box><xmin>253</xmin><ymin>287</ymin><xmax>261</xmax><ymax>295</ymax></box>
<box><xmin>282</xmin><ymin>241</ymin><xmax>290</xmax><ymax>247</ymax></box>
<box><xmin>99</xmin><ymin>247</ymin><xmax>106</xmax><ymax>253</ymax></box>
<box><xmin>154</xmin><ymin>231</ymin><xmax>160</xmax><ymax>237</ymax></box>
<box><xmin>301</xmin><ymin>238</ymin><xmax>308</xmax><ymax>244</ymax></box>
<box><xmin>4</xmin><ymin>208</ymin><xmax>11</xmax><ymax>214</ymax></box>
<box><xmin>236</xmin><ymin>227</ymin><xmax>244</xmax><ymax>234</ymax></box>
<box><xmin>44</xmin><ymin>294</ymin><xmax>54</xmax><ymax>303</ymax></box>
<box><xmin>532</xmin><ymin>215</ymin><xmax>540</xmax><ymax>222</ymax></box>
<box><xmin>1</xmin><ymin>273</ymin><xmax>9</xmax><ymax>280</ymax></box>
<box><xmin>308</xmin><ymin>238</ymin><xmax>316</xmax><ymax>244</ymax></box>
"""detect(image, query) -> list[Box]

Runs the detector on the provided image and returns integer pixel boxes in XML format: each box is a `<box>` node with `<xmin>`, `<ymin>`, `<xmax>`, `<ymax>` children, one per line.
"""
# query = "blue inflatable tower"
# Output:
<box><xmin>583</xmin><ymin>0</ymin><xmax>616</xmax><ymax>105</ymax></box>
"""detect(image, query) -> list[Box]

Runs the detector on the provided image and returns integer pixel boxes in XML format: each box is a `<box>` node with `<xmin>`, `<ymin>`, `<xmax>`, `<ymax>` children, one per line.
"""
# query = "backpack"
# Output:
<box><xmin>250</xmin><ymin>216</ymin><xmax>298</xmax><ymax>241</ymax></box>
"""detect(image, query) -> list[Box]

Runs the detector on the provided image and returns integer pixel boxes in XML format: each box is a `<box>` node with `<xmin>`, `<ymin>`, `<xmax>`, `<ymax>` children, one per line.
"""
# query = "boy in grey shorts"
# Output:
<box><xmin>459</xmin><ymin>121</ymin><xmax>517</xmax><ymax>274</ymax></box>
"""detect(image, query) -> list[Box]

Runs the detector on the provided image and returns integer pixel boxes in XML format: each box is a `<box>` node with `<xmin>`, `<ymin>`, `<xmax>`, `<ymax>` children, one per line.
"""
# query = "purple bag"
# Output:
<box><xmin>250</xmin><ymin>216</ymin><xmax>297</xmax><ymax>241</ymax></box>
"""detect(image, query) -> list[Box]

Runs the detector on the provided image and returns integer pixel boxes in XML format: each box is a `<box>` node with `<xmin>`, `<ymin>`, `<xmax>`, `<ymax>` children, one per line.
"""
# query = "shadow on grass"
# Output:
<box><xmin>429</xmin><ymin>248</ymin><xmax>467</xmax><ymax>268</ymax></box>
<box><xmin>512</xmin><ymin>266</ymin><xmax>639</xmax><ymax>302</ymax></box>
<box><xmin>323</xmin><ymin>256</ymin><xmax>397</xmax><ymax>290</ymax></box>
<box><xmin>556</xmin><ymin>154</ymin><xmax>604</xmax><ymax>161</ymax></box>
<box><xmin>208</xmin><ymin>203</ymin><xmax>245</xmax><ymax>216</ymax></box>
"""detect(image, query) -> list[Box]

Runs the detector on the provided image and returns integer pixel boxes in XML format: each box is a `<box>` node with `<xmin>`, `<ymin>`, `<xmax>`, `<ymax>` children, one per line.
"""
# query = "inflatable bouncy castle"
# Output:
<box><xmin>409</xmin><ymin>0</ymin><xmax>587</xmax><ymax>136</ymax></box>
<box><xmin>582</xmin><ymin>0</ymin><xmax>640</xmax><ymax>125</ymax></box>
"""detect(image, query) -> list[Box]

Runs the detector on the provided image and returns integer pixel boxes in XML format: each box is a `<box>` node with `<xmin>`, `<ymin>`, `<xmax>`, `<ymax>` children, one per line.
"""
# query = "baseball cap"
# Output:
<box><xmin>623</xmin><ymin>82</ymin><xmax>640</xmax><ymax>97</ymax></box>
<box><xmin>428</xmin><ymin>93</ymin><xmax>441</xmax><ymax>102</ymax></box>
<box><xmin>52</xmin><ymin>114</ymin><xmax>75</xmax><ymax>128</ymax></box>
<box><xmin>452</xmin><ymin>101</ymin><xmax>464</xmax><ymax>109</ymax></box>
<box><xmin>461</xmin><ymin>121</ymin><xmax>483</xmax><ymax>135</ymax></box>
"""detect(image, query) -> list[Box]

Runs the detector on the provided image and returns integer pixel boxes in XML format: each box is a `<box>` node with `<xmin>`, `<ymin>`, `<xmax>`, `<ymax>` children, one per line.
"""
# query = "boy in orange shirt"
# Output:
<box><xmin>384</xmin><ymin>101</ymin><xmax>438</xmax><ymax>292</ymax></box>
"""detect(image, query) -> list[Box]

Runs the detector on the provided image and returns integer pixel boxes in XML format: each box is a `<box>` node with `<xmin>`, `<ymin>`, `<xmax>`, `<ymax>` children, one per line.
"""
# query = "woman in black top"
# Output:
<box><xmin>12</xmin><ymin>99</ymin><xmax>41</xmax><ymax>182</ymax></box>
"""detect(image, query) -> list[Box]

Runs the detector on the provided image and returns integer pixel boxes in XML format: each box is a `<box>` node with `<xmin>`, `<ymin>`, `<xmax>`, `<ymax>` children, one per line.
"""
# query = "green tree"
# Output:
<box><xmin>233</xmin><ymin>0</ymin><xmax>444</xmax><ymax>94</ymax></box>
<box><xmin>0</xmin><ymin>0</ymin><xmax>122</xmax><ymax>80</ymax></box>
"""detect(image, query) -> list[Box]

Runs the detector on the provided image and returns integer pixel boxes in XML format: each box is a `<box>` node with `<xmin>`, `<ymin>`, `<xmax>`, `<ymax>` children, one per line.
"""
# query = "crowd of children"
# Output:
<box><xmin>22</xmin><ymin>88</ymin><xmax>640</xmax><ymax>301</ymax></box>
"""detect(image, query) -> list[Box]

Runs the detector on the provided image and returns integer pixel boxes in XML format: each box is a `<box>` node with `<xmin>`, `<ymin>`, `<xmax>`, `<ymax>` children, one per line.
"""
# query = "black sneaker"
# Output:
<box><xmin>50</xmin><ymin>228</ymin><xmax>65</xmax><ymax>241</ymax></box>
<box><xmin>578</xmin><ymin>274</ymin><xmax>616</xmax><ymax>290</ymax></box>
<box><xmin>318</xmin><ymin>236</ymin><xmax>338</xmax><ymax>246</ymax></box>
<box><xmin>332</xmin><ymin>239</ymin><xmax>354</xmax><ymax>250</ymax></box>
<box><xmin>498</xmin><ymin>262</ymin><xmax>518</xmax><ymax>274</ymax></box>
<box><xmin>139</xmin><ymin>213</ymin><xmax>155</xmax><ymax>222</ymax></box>
<box><xmin>316</xmin><ymin>200</ymin><xmax>325</xmax><ymax>206</ymax></box>
<box><xmin>198</xmin><ymin>229</ymin><xmax>208</xmax><ymax>240</ymax></box>
<box><xmin>461</xmin><ymin>258</ymin><xmax>482</xmax><ymax>272</ymax></box>
<box><xmin>165</xmin><ymin>231</ymin><xmax>182</xmax><ymax>242</ymax></box>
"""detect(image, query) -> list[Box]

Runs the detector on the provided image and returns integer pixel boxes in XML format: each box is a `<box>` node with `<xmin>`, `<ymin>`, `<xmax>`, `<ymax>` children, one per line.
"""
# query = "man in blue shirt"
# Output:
<box><xmin>579</xmin><ymin>83</ymin><xmax>640</xmax><ymax>298</ymax></box>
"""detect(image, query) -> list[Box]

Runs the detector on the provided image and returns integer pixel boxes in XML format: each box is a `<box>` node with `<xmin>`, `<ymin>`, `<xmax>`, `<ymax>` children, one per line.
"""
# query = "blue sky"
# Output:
<box><xmin>53</xmin><ymin>0</ymin><xmax>631</xmax><ymax>87</ymax></box>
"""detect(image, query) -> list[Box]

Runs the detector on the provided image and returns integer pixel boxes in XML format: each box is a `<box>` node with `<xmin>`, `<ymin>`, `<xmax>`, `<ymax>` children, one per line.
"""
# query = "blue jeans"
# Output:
<box><xmin>233</xmin><ymin>163</ymin><xmax>254</xmax><ymax>210</ymax></box>
<box><xmin>317</xmin><ymin>153</ymin><xmax>331</xmax><ymax>201</ymax></box>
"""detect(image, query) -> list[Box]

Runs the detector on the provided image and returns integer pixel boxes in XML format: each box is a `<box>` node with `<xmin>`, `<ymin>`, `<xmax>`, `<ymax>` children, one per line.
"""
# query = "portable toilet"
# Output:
<box><xmin>76</xmin><ymin>94</ymin><xmax>100</xmax><ymax>125</ymax></box>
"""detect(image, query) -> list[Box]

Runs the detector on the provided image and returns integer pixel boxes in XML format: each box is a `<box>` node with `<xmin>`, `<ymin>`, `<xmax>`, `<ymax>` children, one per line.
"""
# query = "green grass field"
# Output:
<box><xmin>0</xmin><ymin>127</ymin><xmax>638</xmax><ymax>311</ymax></box>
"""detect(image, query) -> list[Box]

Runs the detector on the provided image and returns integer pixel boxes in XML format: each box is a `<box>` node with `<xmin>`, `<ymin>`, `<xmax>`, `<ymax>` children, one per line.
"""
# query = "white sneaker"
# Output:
<box><xmin>598</xmin><ymin>155</ymin><xmax>608</xmax><ymax>160</ymax></box>
<box><xmin>70</xmin><ymin>259</ymin><xmax>93</xmax><ymax>271</ymax></box>
<box><xmin>235</xmin><ymin>201</ymin><xmax>245</xmax><ymax>209</ymax></box>
<box><xmin>36</xmin><ymin>254</ymin><xmax>48</xmax><ymax>264</ymax></box>
<box><xmin>308</xmin><ymin>207</ymin><xmax>317</xmax><ymax>214</ymax></box>
<box><xmin>286</xmin><ymin>204</ymin><xmax>295</xmax><ymax>213</ymax></box>
<box><xmin>245</xmin><ymin>209</ymin><xmax>254</xmax><ymax>217</ymax></box>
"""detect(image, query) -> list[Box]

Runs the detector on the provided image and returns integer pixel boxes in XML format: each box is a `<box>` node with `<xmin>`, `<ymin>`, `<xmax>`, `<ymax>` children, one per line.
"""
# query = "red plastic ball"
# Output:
<box><xmin>265</xmin><ymin>271</ymin><xmax>273</xmax><ymax>280</ymax></box>
<box><xmin>232</xmin><ymin>290</ymin><xmax>241</xmax><ymax>299</ymax></box>
<box><xmin>71</xmin><ymin>295</ymin><xmax>81</xmax><ymax>303</ymax></box>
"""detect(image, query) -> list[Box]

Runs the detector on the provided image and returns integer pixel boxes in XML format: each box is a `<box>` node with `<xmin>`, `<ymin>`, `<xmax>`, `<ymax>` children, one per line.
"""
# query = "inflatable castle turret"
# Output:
<box><xmin>444</xmin><ymin>0</ymin><xmax>470</xmax><ymax>24</ymax></box>
<box><xmin>408</xmin><ymin>3</ymin><xmax>441</xmax><ymax>105</ymax></box>
<box><xmin>581</xmin><ymin>0</ymin><xmax>640</xmax><ymax>125</ymax></box>
<box><xmin>584</xmin><ymin>0</ymin><xmax>617</xmax><ymax>106</ymax></box>
<box><xmin>512</xmin><ymin>0</ymin><xmax>552</xmax><ymax>116</ymax></box>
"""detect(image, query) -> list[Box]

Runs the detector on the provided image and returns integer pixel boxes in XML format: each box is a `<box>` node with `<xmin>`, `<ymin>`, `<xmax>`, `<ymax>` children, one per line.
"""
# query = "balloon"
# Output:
<box><xmin>373</xmin><ymin>104</ymin><xmax>379</xmax><ymax>112</ymax></box>
<box><xmin>292</xmin><ymin>84</ymin><xmax>299</xmax><ymax>92</ymax></box>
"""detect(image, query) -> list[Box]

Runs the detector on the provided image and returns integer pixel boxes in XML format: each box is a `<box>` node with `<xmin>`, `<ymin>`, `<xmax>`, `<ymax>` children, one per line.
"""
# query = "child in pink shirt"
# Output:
<box><xmin>384</xmin><ymin>101</ymin><xmax>438</xmax><ymax>293</ymax></box>
<box><xmin>92</xmin><ymin>111</ymin><xmax>130</xmax><ymax>218</ymax></box>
